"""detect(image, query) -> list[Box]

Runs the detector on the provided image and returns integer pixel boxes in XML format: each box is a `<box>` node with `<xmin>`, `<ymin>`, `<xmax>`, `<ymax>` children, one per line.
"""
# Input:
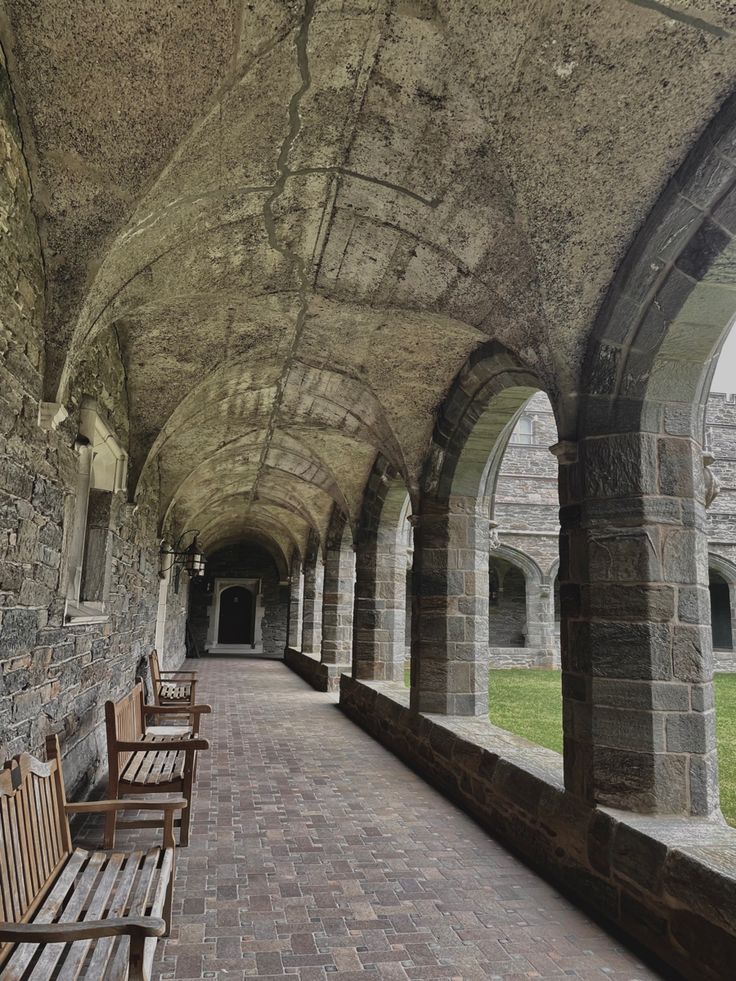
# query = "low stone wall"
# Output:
<box><xmin>284</xmin><ymin>647</ymin><xmax>345</xmax><ymax>692</ymax></box>
<box><xmin>715</xmin><ymin>649</ymin><xmax>736</xmax><ymax>672</ymax></box>
<box><xmin>489</xmin><ymin>646</ymin><xmax>557</xmax><ymax>669</ymax></box>
<box><xmin>340</xmin><ymin>674</ymin><xmax>736</xmax><ymax>981</ymax></box>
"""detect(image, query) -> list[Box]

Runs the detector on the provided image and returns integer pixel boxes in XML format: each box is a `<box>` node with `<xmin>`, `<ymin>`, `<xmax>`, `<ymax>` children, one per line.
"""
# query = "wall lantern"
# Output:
<box><xmin>159</xmin><ymin>531</ymin><xmax>206</xmax><ymax>579</ymax></box>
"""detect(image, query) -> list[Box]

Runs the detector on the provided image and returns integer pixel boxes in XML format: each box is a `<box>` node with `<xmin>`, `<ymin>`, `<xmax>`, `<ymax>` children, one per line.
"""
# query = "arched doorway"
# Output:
<box><xmin>489</xmin><ymin>558</ymin><xmax>526</xmax><ymax>647</ymax></box>
<box><xmin>218</xmin><ymin>585</ymin><xmax>254</xmax><ymax>645</ymax></box>
<box><xmin>205</xmin><ymin>577</ymin><xmax>265</xmax><ymax>653</ymax></box>
<box><xmin>710</xmin><ymin>570</ymin><xmax>734</xmax><ymax>651</ymax></box>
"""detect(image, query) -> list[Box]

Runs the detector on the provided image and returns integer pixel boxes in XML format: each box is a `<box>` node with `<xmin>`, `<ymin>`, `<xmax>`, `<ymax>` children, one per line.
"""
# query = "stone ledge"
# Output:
<box><xmin>340</xmin><ymin>674</ymin><xmax>736</xmax><ymax>981</ymax></box>
<box><xmin>284</xmin><ymin>647</ymin><xmax>347</xmax><ymax>693</ymax></box>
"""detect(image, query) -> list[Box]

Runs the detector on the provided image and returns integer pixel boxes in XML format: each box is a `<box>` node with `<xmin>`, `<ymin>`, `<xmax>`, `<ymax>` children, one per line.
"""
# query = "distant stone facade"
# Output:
<box><xmin>492</xmin><ymin>390</ymin><xmax>736</xmax><ymax>672</ymax></box>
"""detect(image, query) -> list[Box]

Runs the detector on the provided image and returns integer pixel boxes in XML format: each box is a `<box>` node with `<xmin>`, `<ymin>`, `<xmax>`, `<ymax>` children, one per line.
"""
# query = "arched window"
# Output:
<box><xmin>511</xmin><ymin>415</ymin><xmax>534</xmax><ymax>445</ymax></box>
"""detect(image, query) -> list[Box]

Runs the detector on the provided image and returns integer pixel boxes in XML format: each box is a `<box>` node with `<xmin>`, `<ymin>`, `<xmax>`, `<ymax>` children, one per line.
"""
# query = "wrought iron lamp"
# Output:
<box><xmin>159</xmin><ymin>531</ymin><xmax>206</xmax><ymax>579</ymax></box>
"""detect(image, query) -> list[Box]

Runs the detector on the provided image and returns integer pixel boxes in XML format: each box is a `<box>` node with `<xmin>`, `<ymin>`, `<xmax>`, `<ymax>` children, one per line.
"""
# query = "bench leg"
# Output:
<box><xmin>128</xmin><ymin>931</ymin><xmax>150</xmax><ymax>981</ymax></box>
<box><xmin>181</xmin><ymin>769</ymin><xmax>194</xmax><ymax>846</ymax></box>
<box><xmin>164</xmin><ymin>859</ymin><xmax>174</xmax><ymax>937</ymax></box>
<box><xmin>104</xmin><ymin>807</ymin><xmax>117</xmax><ymax>849</ymax></box>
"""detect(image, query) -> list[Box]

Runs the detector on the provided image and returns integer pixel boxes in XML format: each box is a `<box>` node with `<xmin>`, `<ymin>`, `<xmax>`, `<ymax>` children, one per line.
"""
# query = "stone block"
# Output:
<box><xmin>587</xmin><ymin>810</ymin><xmax>615</xmax><ymax>877</ymax></box>
<box><xmin>670</xmin><ymin>910</ymin><xmax>736</xmax><ymax>977</ymax></box>
<box><xmin>0</xmin><ymin>605</ymin><xmax>38</xmax><ymax>655</ymax></box>
<box><xmin>672</xmin><ymin>624</ymin><xmax>712</xmax><ymax>682</ymax></box>
<box><xmin>593</xmin><ymin>706</ymin><xmax>665</xmax><ymax>753</ymax></box>
<box><xmin>612</xmin><ymin>824</ymin><xmax>667</xmax><ymax>893</ymax></box>
<box><xmin>589</xmin><ymin>622</ymin><xmax>672</xmax><ymax>680</ymax></box>
<box><xmin>665</xmin><ymin>710</ymin><xmax>716</xmax><ymax>754</ymax></box>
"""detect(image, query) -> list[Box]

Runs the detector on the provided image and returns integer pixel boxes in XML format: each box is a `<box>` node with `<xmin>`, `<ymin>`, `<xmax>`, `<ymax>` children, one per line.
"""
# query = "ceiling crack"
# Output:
<box><xmin>251</xmin><ymin>0</ymin><xmax>317</xmax><ymax>510</ymax></box>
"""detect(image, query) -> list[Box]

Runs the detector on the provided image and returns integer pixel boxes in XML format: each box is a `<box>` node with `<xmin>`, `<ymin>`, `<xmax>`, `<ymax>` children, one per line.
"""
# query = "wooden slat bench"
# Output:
<box><xmin>149</xmin><ymin>650</ymin><xmax>197</xmax><ymax>708</ymax></box>
<box><xmin>105</xmin><ymin>683</ymin><xmax>210</xmax><ymax>847</ymax></box>
<box><xmin>0</xmin><ymin>734</ymin><xmax>184</xmax><ymax>981</ymax></box>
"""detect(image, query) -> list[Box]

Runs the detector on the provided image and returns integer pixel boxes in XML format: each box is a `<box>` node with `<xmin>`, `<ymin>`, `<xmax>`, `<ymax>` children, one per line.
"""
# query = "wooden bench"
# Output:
<box><xmin>149</xmin><ymin>650</ymin><xmax>198</xmax><ymax>708</ymax></box>
<box><xmin>0</xmin><ymin>734</ymin><xmax>183</xmax><ymax>981</ymax></box>
<box><xmin>105</xmin><ymin>683</ymin><xmax>210</xmax><ymax>848</ymax></box>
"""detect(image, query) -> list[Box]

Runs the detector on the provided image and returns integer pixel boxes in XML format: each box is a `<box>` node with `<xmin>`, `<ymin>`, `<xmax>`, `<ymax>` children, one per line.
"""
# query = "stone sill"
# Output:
<box><xmin>64</xmin><ymin>610</ymin><xmax>110</xmax><ymax>626</ymax></box>
<box><xmin>340</xmin><ymin>674</ymin><xmax>736</xmax><ymax>980</ymax></box>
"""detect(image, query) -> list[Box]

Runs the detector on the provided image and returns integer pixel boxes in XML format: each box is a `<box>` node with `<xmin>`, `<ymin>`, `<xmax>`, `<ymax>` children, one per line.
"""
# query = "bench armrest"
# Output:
<box><xmin>115</xmin><ymin>738</ymin><xmax>209</xmax><ymax>752</ymax></box>
<box><xmin>158</xmin><ymin>671</ymin><xmax>197</xmax><ymax>678</ymax></box>
<box><xmin>66</xmin><ymin>798</ymin><xmax>187</xmax><ymax>814</ymax></box>
<box><xmin>0</xmin><ymin>916</ymin><xmax>167</xmax><ymax>943</ymax></box>
<box><xmin>143</xmin><ymin>703</ymin><xmax>211</xmax><ymax>716</ymax></box>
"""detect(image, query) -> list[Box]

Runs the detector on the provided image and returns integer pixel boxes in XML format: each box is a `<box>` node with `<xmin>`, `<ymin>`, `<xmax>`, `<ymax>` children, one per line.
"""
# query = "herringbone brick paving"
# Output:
<box><xmin>84</xmin><ymin>658</ymin><xmax>664</xmax><ymax>979</ymax></box>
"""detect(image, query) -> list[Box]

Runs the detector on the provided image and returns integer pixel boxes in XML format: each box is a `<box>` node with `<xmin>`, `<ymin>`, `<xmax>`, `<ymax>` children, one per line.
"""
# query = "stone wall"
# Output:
<box><xmin>341</xmin><ymin>675</ymin><xmax>736</xmax><ymax>981</ymax></box>
<box><xmin>0</xmin><ymin>51</ymin><xmax>185</xmax><ymax>796</ymax></box>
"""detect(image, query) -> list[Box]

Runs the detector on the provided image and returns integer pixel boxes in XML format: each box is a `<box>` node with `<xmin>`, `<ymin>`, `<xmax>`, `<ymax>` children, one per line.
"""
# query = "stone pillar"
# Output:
<box><xmin>287</xmin><ymin>562</ymin><xmax>304</xmax><ymax>650</ymax></box>
<box><xmin>353</xmin><ymin>522</ymin><xmax>406</xmax><ymax>682</ymax></box>
<box><xmin>525</xmin><ymin>580</ymin><xmax>556</xmax><ymax>652</ymax></box>
<box><xmin>301</xmin><ymin>558</ymin><xmax>324</xmax><ymax>655</ymax></box>
<box><xmin>321</xmin><ymin>540</ymin><xmax>355</xmax><ymax>666</ymax></box>
<box><xmin>411</xmin><ymin>496</ymin><xmax>490</xmax><ymax>715</ymax></box>
<box><xmin>558</xmin><ymin>434</ymin><xmax>719</xmax><ymax>816</ymax></box>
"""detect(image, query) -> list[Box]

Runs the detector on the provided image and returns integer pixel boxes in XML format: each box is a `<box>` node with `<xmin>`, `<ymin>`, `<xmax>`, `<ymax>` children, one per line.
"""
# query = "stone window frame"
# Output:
<box><xmin>64</xmin><ymin>398</ymin><xmax>128</xmax><ymax>625</ymax></box>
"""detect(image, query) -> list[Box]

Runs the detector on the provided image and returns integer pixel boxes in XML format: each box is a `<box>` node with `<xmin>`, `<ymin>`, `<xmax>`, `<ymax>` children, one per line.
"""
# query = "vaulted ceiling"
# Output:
<box><xmin>4</xmin><ymin>0</ymin><xmax>736</xmax><ymax>565</ymax></box>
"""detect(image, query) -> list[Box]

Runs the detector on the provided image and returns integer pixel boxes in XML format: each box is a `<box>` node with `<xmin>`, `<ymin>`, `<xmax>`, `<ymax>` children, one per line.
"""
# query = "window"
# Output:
<box><xmin>511</xmin><ymin>415</ymin><xmax>534</xmax><ymax>445</ymax></box>
<box><xmin>64</xmin><ymin>399</ymin><xmax>127</xmax><ymax>623</ymax></box>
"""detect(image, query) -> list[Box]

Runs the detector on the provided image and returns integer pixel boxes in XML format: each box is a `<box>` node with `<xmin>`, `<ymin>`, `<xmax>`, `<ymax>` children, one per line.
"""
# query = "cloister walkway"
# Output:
<box><xmin>138</xmin><ymin>658</ymin><xmax>663</xmax><ymax>979</ymax></box>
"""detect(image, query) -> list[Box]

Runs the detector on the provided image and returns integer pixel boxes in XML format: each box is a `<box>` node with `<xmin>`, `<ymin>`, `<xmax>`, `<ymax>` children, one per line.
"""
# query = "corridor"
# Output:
<box><xmin>142</xmin><ymin>658</ymin><xmax>661</xmax><ymax>980</ymax></box>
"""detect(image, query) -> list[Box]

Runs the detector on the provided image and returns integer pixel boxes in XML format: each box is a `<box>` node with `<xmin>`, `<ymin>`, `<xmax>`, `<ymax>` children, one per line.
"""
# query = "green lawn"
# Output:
<box><xmin>404</xmin><ymin>666</ymin><xmax>736</xmax><ymax>825</ymax></box>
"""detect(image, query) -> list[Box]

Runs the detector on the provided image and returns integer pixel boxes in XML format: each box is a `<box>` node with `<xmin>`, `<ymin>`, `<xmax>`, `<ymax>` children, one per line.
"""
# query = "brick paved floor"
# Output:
<box><xmin>94</xmin><ymin>657</ymin><xmax>665</xmax><ymax>979</ymax></box>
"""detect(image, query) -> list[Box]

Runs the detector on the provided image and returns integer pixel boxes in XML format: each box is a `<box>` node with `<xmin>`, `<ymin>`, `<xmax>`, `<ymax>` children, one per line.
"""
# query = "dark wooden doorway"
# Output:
<box><xmin>218</xmin><ymin>586</ymin><xmax>254</xmax><ymax>645</ymax></box>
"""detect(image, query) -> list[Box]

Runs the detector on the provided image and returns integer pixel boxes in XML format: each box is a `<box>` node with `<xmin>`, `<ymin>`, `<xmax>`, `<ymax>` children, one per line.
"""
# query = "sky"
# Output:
<box><xmin>712</xmin><ymin>326</ymin><xmax>736</xmax><ymax>394</ymax></box>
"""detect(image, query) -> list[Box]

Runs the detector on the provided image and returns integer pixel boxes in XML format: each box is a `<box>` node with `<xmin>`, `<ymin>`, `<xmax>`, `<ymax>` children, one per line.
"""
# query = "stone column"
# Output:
<box><xmin>321</xmin><ymin>540</ymin><xmax>355</xmax><ymax>666</ymax></box>
<box><xmin>525</xmin><ymin>581</ymin><xmax>556</xmax><ymax>652</ymax></box>
<box><xmin>301</xmin><ymin>558</ymin><xmax>324</xmax><ymax>655</ymax></box>
<box><xmin>287</xmin><ymin>559</ymin><xmax>304</xmax><ymax>650</ymax></box>
<box><xmin>558</xmin><ymin>434</ymin><xmax>719</xmax><ymax>816</ymax></box>
<box><xmin>410</xmin><ymin>496</ymin><xmax>490</xmax><ymax>715</ymax></box>
<box><xmin>353</xmin><ymin>522</ymin><xmax>406</xmax><ymax>682</ymax></box>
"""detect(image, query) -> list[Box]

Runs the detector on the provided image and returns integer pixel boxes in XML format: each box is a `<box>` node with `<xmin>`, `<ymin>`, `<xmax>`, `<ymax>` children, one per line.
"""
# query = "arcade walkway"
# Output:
<box><xmin>150</xmin><ymin>658</ymin><xmax>662</xmax><ymax>980</ymax></box>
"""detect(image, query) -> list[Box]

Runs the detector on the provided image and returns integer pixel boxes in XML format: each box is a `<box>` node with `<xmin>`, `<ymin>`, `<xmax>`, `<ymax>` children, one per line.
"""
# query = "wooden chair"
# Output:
<box><xmin>0</xmin><ymin>735</ymin><xmax>183</xmax><ymax>981</ymax></box>
<box><xmin>148</xmin><ymin>650</ymin><xmax>197</xmax><ymax>708</ymax></box>
<box><xmin>105</xmin><ymin>683</ymin><xmax>210</xmax><ymax>848</ymax></box>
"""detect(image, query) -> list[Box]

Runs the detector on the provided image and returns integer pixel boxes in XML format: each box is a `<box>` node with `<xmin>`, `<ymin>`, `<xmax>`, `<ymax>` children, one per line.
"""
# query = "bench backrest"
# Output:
<box><xmin>105</xmin><ymin>682</ymin><xmax>145</xmax><ymax>779</ymax></box>
<box><xmin>0</xmin><ymin>735</ymin><xmax>72</xmax><ymax>957</ymax></box>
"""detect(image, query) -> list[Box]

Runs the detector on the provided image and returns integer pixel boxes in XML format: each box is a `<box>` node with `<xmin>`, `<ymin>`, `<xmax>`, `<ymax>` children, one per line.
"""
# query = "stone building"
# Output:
<box><xmin>490</xmin><ymin>389</ymin><xmax>736</xmax><ymax>671</ymax></box>
<box><xmin>2</xmin><ymin>3</ymin><xmax>736</xmax><ymax>976</ymax></box>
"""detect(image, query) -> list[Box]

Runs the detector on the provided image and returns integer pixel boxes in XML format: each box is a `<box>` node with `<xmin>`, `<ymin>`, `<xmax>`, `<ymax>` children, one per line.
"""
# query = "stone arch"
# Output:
<box><xmin>563</xmin><ymin>97</ymin><xmax>736</xmax><ymax>818</ymax></box>
<box><xmin>300</xmin><ymin>528</ymin><xmax>325</xmax><ymax>656</ymax></box>
<box><xmin>708</xmin><ymin>551</ymin><xmax>736</xmax><ymax>584</ymax></box>
<box><xmin>492</xmin><ymin>544</ymin><xmax>544</xmax><ymax>586</ymax></box>
<box><xmin>320</xmin><ymin>507</ymin><xmax>356</xmax><ymax>668</ymax></box>
<box><xmin>423</xmin><ymin>341</ymin><xmax>545</xmax><ymax>504</ymax></box>
<box><xmin>411</xmin><ymin>343</ymin><xmax>557</xmax><ymax>715</ymax></box>
<box><xmin>353</xmin><ymin>456</ymin><xmax>412</xmax><ymax>682</ymax></box>
<box><xmin>581</xmin><ymin>94</ymin><xmax>736</xmax><ymax>441</ymax></box>
<box><xmin>488</xmin><ymin>545</ymin><xmax>558</xmax><ymax>664</ymax></box>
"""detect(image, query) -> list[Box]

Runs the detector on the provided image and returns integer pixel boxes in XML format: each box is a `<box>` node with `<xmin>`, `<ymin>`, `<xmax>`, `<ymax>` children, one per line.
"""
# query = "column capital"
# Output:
<box><xmin>549</xmin><ymin>439</ymin><xmax>578</xmax><ymax>464</ymax></box>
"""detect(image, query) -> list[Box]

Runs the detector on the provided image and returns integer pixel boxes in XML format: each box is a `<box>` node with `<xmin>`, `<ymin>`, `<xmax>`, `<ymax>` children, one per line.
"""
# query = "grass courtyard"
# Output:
<box><xmin>404</xmin><ymin>667</ymin><xmax>736</xmax><ymax>825</ymax></box>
